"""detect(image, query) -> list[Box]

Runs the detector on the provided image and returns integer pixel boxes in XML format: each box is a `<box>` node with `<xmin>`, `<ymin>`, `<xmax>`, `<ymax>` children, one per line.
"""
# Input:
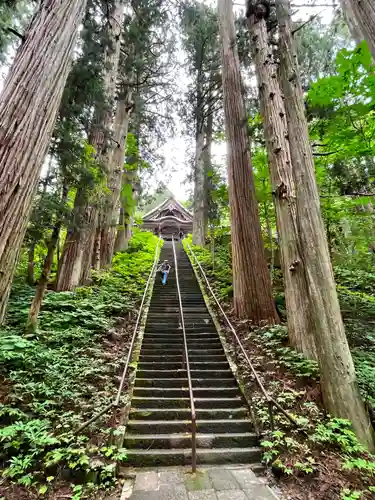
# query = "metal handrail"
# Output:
<box><xmin>74</xmin><ymin>239</ymin><xmax>162</xmax><ymax>435</ymax></box>
<box><xmin>185</xmin><ymin>241</ymin><xmax>297</xmax><ymax>432</ymax></box>
<box><xmin>172</xmin><ymin>238</ymin><xmax>197</xmax><ymax>472</ymax></box>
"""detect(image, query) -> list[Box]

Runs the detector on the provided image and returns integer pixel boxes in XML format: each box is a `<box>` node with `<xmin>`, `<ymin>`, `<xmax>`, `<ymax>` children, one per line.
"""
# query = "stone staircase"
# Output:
<box><xmin>124</xmin><ymin>241</ymin><xmax>262</xmax><ymax>467</ymax></box>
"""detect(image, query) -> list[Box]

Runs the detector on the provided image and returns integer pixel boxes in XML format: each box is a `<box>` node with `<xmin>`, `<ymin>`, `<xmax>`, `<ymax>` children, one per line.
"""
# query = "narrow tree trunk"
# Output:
<box><xmin>114</xmin><ymin>208</ymin><xmax>126</xmax><ymax>252</ymax></box>
<box><xmin>56</xmin><ymin>191</ymin><xmax>95</xmax><ymax>291</ymax></box>
<box><xmin>100</xmin><ymin>91</ymin><xmax>132</xmax><ymax>267</ymax></box>
<box><xmin>192</xmin><ymin>128</ymin><xmax>207</xmax><ymax>246</ymax></box>
<box><xmin>204</xmin><ymin>110</ymin><xmax>213</xmax><ymax>230</ymax></box>
<box><xmin>264</xmin><ymin>198</ymin><xmax>274</xmax><ymax>283</ymax></box>
<box><xmin>276</xmin><ymin>0</ymin><xmax>375</xmax><ymax>450</ymax></box>
<box><xmin>92</xmin><ymin>227</ymin><xmax>101</xmax><ymax>271</ymax></box>
<box><xmin>27</xmin><ymin>243</ymin><xmax>36</xmax><ymax>285</ymax></box>
<box><xmin>217</xmin><ymin>0</ymin><xmax>279</xmax><ymax>323</ymax></box>
<box><xmin>0</xmin><ymin>0</ymin><xmax>86</xmax><ymax>323</ymax></box>
<box><xmin>340</xmin><ymin>0</ymin><xmax>375</xmax><ymax>58</ymax></box>
<box><xmin>247</xmin><ymin>3</ymin><xmax>316</xmax><ymax>358</ymax></box>
<box><xmin>27</xmin><ymin>185</ymin><xmax>68</xmax><ymax>332</ymax></box>
<box><xmin>57</xmin><ymin>0</ymin><xmax>125</xmax><ymax>289</ymax></box>
<box><xmin>114</xmin><ymin>208</ymin><xmax>133</xmax><ymax>252</ymax></box>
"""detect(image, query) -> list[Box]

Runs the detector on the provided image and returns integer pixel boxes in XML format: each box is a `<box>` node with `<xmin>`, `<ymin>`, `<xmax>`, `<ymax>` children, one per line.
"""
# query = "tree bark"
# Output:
<box><xmin>340</xmin><ymin>0</ymin><xmax>375</xmax><ymax>58</ymax></box>
<box><xmin>217</xmin><ymin>0</ymin><xmax>279</xmax><ymax>323</ymax></box>
<box><xmin>247</xmin><ymin>3</ymin><xmax>316</xmax><ymax>359</ymax></box>
<box><xmin>340</xmin><ymin>0</ymin><xmax>364</xmax><ymax>45</ymax></box>
<box><xmin>27</xmin><ymin>243</ymin><xmax>36</xmax><ymax>285</ymax></box>
<box><xmin>114</xmin><ymin>169</ymin><xmax>136</xmax><ymax>252</ymax></box>
<box><xmin>204</xmin><ymin>110</ymin><xmax>213</xmax><ymax>231</ymax></box>
<box><xmin>100</xmin><ymin>90</ymin><xmax>132</xmax><ymax>267</ymax></box>
<box><xmin>0</xmin><ymin>0</ymin><xmax>86</xmax><ymax>323</ymax></box>
<box><xmin>276</xmin><ymin>0</ymin><xmax>375</xmax><ymax>450</ymax></box>
<box><xmin>27</xmin><ymin>185</ymin><xmax>68</xmax><ymax>332</ymax></box>
<box><xmin>192</xmin><ymin>128</ymin><xmax>207</xmax><ymax>246</ymax></box>
<box><xmin>56</xmin><ymin>191</ymin><xmax>96</xmax><ymax>291</ymax></box>
<box><xmin>57</xmin><ymin>0</ymin><xmax>125</xmax><ymax>289</ymax></box>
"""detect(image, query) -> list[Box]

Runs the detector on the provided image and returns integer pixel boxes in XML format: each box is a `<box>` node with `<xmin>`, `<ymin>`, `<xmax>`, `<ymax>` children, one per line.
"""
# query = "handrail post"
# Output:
<box><xmin>172</xmin><ymin>238</ymin><xmax>197</xmax><ymax>473</ymax></box>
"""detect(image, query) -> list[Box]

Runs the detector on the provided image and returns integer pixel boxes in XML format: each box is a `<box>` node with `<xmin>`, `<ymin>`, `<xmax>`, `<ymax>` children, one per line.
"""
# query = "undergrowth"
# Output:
<box><xmin>0</xmin><ymin>230</ymin><xmax>159</xmax><ymax>498</ymax></box>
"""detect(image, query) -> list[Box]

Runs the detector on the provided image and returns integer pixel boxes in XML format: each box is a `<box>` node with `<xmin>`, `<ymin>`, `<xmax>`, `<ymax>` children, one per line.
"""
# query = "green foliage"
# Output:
<box><xmin>308</xmin><ymin>42</ymin><xmax>375</xmax><ymax>170</ymax></box>
<box><xmin>0</xmin><ymin>231</ymin><xmax>158</xmax><ymax>492</ymax></box>
<box><xmin>261</xmin><ymin>430</ymin><xmax>316</xmax><ymax>476</ymax></box>
<box><xmin>256</xmin><ymin>326</ymin><xmax>319</xmax><ymax>380</ymax></box>
<box><xmin>312</xmin><ymin>418</ymin><xmax>366</xmax><ymax>454</ymax></box>
<box><xmin>341</xmin><ymin>489</ymin><xmax>363</xmax><ymax>500</ymax></box>
<box><xmin>183</xmin><ymin>235</ymin><xmax>232</xmax><ymax>300</ymax></box>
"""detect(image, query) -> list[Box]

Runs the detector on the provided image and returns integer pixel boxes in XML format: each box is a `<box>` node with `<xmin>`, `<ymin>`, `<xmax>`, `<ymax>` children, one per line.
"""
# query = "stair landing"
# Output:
<box><xmin>121</xmin><ymin>465</ymin><xmax>280</xmax><ymax>500</ymax></box>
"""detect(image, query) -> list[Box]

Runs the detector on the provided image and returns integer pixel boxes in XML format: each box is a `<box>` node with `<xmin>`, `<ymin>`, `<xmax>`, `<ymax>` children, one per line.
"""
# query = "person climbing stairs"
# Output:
<box><xmin>124</xmin><ymin>241</ymin><xmax>262</xmax><ymax>467</ymax></box>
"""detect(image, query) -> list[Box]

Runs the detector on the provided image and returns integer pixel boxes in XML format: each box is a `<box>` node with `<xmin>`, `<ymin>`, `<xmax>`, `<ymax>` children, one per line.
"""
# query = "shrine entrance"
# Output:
<box><xmin>142</xmin><ymin>197</ymin><xmax>193</xmax><ymax>239</ymax></box>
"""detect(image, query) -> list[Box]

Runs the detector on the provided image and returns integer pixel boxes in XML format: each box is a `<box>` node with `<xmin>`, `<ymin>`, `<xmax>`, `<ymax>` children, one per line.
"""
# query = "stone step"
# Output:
<box><xmin>138</xmin><ymin>353</ymin><xmax>227</xmax><ymax>363</ymax></box>
<box><xmin>134</xmin><ymin>378</ymin><xmax>236</xmax><ymax>388</ymax></box>
<box><xmin>127</xmin><ymin>417</ymin><xmax>252</xmax><ymax>433</ymax></box>
<box><xmin>131</xmin><ymin>397</ymin><xmax>243</xmax><ymax>409</ymax></box>
<box><xmin>137</xmin><ymin>369</ymin><xmax>234</xmax><ymax>379</ymax></box>
<box><xmin>140</xmin><ymin>341</ymin><xmax>223</xmax><ymax>350</ymax></box>
<box><xmin>142</xmin><ymin>332</ymin><xmax>218</xmax><ymax>339</ymax></box>
<box><xmin>133</xmin><ymin>386</ymin><xmax>239</xmax><ymax>398</ymax></box>
<box><xmin>124</xmin><ymin>447</ymin><xmax>262</xmax><ymax>467</ymax></box>
<box><xmin>130</xmin><ymin>406</ymin><xmax>252</xmax><ymax>420</ymax></box>
<box><xmin>138</xmin><ymin>361</ymin><xmax>230</xmax><ymax>371</ymax></box>
<box><xmin>124</xmin><ymin>432</ymin><xmax>258</xmax><ymax>450</ymax></box>
<box><xmin>140</xmin><ymin>348</ymin><xmax>224</xmax><ymax>356</ymax></box>
<box><xmin>145</xmin><ymin>325</ymin><xmax>216</xmax><ymax>332</ymax></box>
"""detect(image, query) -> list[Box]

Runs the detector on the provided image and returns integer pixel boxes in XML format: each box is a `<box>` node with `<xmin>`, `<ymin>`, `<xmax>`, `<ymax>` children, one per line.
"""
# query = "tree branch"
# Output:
<box><xmin>7</xmin><ymin>27</ymin><xmax>25</xmax><ymax>42</ymax></box>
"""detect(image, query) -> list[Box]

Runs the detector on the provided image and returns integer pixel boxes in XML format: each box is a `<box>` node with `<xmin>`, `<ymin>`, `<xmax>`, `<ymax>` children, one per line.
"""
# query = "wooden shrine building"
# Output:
<box><xmin>141</xmin><ymin>197</ymin><xmax>193</xmax><ymax>239</ymax></box>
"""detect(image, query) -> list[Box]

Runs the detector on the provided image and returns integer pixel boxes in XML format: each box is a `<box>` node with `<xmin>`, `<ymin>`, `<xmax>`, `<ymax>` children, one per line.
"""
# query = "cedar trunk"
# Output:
<box><xmin>276</xmin><ymin>0</ymin><xmax>375</xmax><ymax>450</ymax></box>
<box><xmin>247</xmin><ymin>7</ymin><xmax>316</xmax><ymax>358</ymax></box>
<box><xmin>0</xmin><ymin>0</ymin><xmax>86</xmax><ymax>323</ymax></box>
<box><xmin>217</xmin><ymin>0</ymin><xmax>279</xmax><ymax>323</ymax></box>
<box><xmin>192</xmin><ymin>128</ymin><xmax>207</xmax><ymax>246</ymax></box>
<box><xmin>57</xmin><ymin>0</ymin><xmax>124</xmax><ymax>289</ymax></box>
<box><xmin>114</xmin><ymin>208</ymin><xmax>133</xmax><ymax>252</ymax></box>
<box><xmin>340</xmin><ymin>0</ymin><xmax>375</xmax><ymax>59</ymax></box>
<box><xmin>100</xmin><ymin>92</ymin><xmax>132</xmax><ymax>267</ymax></box>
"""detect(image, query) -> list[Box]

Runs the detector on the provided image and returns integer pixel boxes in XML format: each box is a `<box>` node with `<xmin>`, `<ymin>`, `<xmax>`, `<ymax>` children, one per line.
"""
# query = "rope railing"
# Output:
<box><xmin>172</xmin><ymin>238</ymin><xmax>197</xmax><ymax>472</ymax></box>
<box><xmin>74</xmin><ymin>239</ymin><xmax>162</xmax><ymax>435</ymax></box>
<box><xmin>184</xmin><ymin>241</ymin><xmax>298</xmax><ymax>433</ymax></box>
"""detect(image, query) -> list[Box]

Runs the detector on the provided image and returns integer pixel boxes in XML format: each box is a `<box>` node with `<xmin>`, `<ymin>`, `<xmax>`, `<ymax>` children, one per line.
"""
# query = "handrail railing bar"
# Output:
<box><xmin>74</xmin><ymin>239</ymin><xmax>161</xmax><ymax>435</ymax></box>
<box><xmin>185</xmin><ymin>242</ymin><xmax>299</xmax><ymax>429</ymax></box>
<box><xmin>172</xmin><ymin>238</ymin><xmax>197</xmax><ymax>473</ymax></box>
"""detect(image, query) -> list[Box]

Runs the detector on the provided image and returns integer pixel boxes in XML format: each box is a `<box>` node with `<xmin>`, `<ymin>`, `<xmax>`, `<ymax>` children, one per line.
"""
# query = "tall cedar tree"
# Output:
<box><xmin>217</xmin><ymin>0</ymin><xmax>279</xmax><ymax>323</ymax></box>
<box><xmin>0</xmin><ymin>0</ymin><xmax>87</xmax><ymax>323</ymax></box>
<box><xmin>274</xmin><ymin>0</ymin><xmax>375</xmax><ymax>450</ymax></box>
<box><xmin>340</xmin><ymin>0</ymin><xmax>375</xmax><ymax>59</ymax></box>
<box><xmin>99</xmin><ymin>87</ymin><xmax>133</xmax><ymax>266</ymax></box>
<box><xmin>246</xmin><ymin>1</ymin><xmax>316</xmax><ymax>358</ymax></box>
<box><xmin>57</xmin><ymin>0</ymin><xmax>124</xmax><ymax>291</ymax></box>
<box><xmin>180</xmin><ymin>2</ymin><xmax>221</xmax><ymax>246</ymax></box>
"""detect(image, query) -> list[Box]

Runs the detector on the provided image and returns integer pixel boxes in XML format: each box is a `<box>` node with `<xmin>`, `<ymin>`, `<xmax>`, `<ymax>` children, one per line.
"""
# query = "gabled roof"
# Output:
<box><xmin>143</xmin><ymin>196</ymin><xmax>193</xmax><ymax>221</ymax></box>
